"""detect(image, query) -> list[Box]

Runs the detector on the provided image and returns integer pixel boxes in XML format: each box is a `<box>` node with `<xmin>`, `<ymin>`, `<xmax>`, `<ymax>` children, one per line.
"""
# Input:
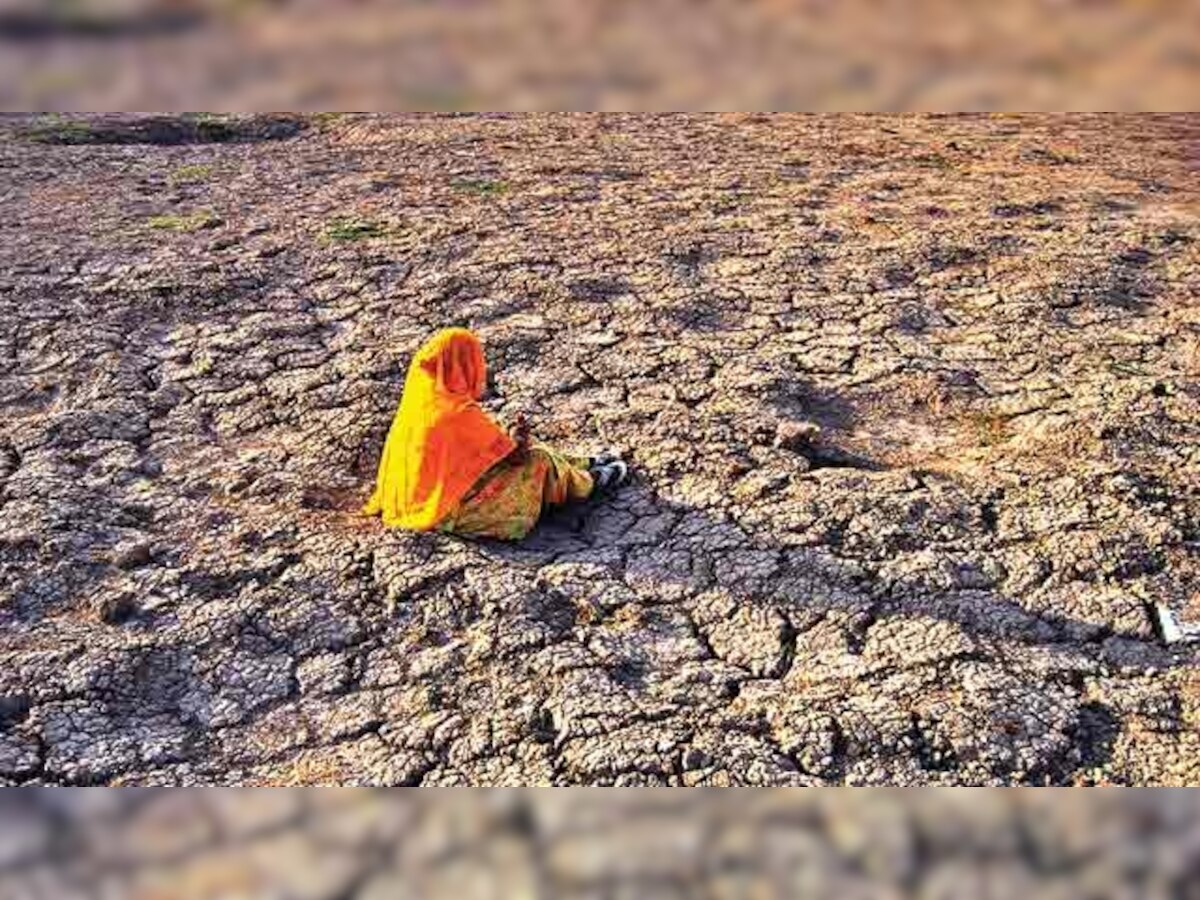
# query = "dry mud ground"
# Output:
<box><xmin>1</xmin><ymin>113</ymin><xmax>1198</xmax><ymax>787</ymax></box>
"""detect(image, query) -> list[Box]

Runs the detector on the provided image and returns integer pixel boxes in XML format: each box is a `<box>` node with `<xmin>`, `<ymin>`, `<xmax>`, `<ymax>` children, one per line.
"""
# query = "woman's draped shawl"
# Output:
<box><xmin>364</xmin><ymin>328</ymin><xmax>516</xmax><ymax>530</ymax></box>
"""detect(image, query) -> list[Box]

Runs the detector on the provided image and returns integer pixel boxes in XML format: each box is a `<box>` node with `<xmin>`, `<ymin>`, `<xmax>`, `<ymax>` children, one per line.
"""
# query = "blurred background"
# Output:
<box><xmin>3</xmin><ymin>788</ymin><xmax>1200</xmax><ymax>898</ymax></box>
<box><xmin>0</xmin><ymin>0</ymin><xmax>1198</xmax><ymax>110</ymax></box>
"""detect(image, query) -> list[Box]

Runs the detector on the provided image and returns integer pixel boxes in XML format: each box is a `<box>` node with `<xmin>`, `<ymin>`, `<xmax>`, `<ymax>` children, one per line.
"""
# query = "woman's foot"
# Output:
<box><xmin>589</xmin><ymin>448</ymin><xmax>623</xmax><ymax>468</ymax></box>
<box><xmin>589</xmin><ymin>458</ymin><xmax>629</xmax><ymax>493</ymax></box>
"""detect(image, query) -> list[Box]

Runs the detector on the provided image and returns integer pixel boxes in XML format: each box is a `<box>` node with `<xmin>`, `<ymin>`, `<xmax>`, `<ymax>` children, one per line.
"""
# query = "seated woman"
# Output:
<box><xmin>364</xmin><ymin>327</ymin><xmax>628</xmax><ymax>540</ymax></box>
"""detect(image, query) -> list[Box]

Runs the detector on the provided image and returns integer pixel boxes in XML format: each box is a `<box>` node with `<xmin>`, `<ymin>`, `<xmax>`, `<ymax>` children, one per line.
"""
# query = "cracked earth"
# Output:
<box><xmin>1</xmin><ymin>113</ymin><xmax>1198</xmax><ymax>786</ymax></box>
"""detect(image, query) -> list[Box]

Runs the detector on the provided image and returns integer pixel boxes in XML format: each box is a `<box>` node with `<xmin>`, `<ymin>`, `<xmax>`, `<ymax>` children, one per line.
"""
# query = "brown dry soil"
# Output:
<box><xmin>1</xmin><ymin>113</ymin><xmax>1198</xmax><ymax>787</ymax></box>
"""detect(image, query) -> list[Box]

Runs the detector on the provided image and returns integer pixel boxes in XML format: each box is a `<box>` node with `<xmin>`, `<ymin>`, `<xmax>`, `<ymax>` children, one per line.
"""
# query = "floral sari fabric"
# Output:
<box><xmin>439</xmin><ymin>443</ymin><xmax>594</xmax><ymax>540</ymax></box>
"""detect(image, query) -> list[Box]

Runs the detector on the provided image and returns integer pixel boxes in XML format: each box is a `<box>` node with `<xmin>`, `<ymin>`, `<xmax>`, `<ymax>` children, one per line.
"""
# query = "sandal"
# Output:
<box><xmin>589</xmin><ymin>459</ymin><xmax>629</xmax><ymax>493</ymax></box>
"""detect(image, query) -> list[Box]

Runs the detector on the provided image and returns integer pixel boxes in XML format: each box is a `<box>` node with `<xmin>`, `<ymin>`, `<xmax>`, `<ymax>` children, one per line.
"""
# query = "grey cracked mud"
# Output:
<box><xmin>0</xmin><ymin>113</ymin><xmax>1198</xmax><ymax>787</ymax></box>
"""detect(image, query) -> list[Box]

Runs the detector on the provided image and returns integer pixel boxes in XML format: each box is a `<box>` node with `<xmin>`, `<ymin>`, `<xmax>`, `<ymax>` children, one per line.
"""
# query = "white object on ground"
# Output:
<box><xmin>1154</xmin><ymin>603</ymin><xmax>1200</xmax><ymax>645</ymax></box>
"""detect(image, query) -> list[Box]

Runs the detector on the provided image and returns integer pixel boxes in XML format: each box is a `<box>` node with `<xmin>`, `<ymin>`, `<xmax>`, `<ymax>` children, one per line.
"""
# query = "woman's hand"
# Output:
<box><xmin>508</xmin><ymin>412</ymin><xmax>532</xmax><ymax>461</ymax></box>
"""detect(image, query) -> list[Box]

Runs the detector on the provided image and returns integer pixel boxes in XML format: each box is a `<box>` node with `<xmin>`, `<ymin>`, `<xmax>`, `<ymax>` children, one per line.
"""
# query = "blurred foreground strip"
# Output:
<box><xmin>1</xmin><ymin>0</ymin><xmax>1198</xmax><ymax>110</ymax></box>
<box><xmin>2</xmin><ymin>788</ymin><xmax>1200</xmax><ymax>898</ymax></box>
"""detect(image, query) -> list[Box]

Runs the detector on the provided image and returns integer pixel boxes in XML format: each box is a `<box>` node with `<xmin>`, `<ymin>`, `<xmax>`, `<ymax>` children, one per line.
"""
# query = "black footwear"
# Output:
<box><xmin>588</xmin><ymin>448</ymin><xmax>623</xmax><ymax>468</ymax></box>
<box><xmin>590</xmin><ymin>459</ymin><xmax>629</xmax><ymax>493</ymax></box>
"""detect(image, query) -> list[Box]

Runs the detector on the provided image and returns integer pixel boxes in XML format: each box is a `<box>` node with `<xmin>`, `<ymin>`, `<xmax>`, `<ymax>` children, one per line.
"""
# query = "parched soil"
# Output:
<box><xmin>1</xmin><ymin>113</ymin><xmax>1198</xmax><ymax>787</ymax></box>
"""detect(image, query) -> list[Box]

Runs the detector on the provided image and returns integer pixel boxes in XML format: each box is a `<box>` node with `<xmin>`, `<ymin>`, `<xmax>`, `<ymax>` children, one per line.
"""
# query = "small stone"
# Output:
<box><xmin>112</xmin><ymin>542</ymin><xmax>153</xmax><ymax>569</ymax></box>
<box><xmin>773</xmin><ymin>420</ymin><xmax>822</xmax><ymax>451</ymax></box>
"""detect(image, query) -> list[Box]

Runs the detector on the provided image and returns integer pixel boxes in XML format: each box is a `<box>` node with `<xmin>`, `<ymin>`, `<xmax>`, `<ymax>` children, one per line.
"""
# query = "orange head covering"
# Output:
<box><xmin>364</xmin><ymin>328</ymin><xmax>516</xmax><ymax>530</ymax></box>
